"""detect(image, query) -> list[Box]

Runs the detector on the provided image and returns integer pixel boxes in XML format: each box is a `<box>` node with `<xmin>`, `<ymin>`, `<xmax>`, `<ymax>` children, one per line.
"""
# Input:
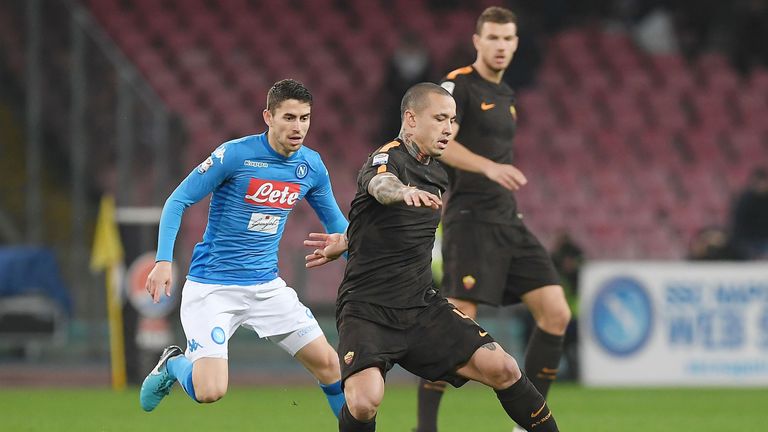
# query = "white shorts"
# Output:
<box><xmin>179</xmin><ymin>278</ymin><xmax>324</xmax><ymax>362</ymax></box>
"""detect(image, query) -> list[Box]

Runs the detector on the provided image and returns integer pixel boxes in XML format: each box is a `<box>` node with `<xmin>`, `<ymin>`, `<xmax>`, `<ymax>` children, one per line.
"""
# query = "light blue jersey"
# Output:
<box><xmin>157</xmin><ymin>132</ymin><xmax>348</xmax><ymax>284</ymax></box>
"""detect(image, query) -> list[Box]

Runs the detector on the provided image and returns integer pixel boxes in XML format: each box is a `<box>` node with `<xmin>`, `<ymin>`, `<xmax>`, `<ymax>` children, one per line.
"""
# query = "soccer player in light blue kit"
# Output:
<box><xmin>139</xmin><ymin>79</ymin><xmax>347</xmax><ymax>417</ymax></box>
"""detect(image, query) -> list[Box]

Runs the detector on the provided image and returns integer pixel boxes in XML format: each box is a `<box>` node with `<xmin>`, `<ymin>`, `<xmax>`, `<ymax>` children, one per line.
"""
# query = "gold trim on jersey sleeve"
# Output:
<box><xmin>446</xmin><ymin>65</ymin><xmax>473</xmax><ymax>80</ymax></box>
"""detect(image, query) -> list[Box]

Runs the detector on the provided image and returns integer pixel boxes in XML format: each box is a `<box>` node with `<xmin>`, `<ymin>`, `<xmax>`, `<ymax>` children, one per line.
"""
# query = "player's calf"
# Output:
<box><xmin>293</xmin><ymin>333</ymin><xmax>346</xmax><ymax>417</ymax></box>
<box><xmin>295</xmin><ymin>336</ymin><xmax>341</xmax><ymax>383</ymax></box>
<box><xmin>495</xmin><ymin>373</ymin><xmax>559</xmax><ymax>431</ymax></box>
<box><xmin>459</xmin><ymin>343</ymin><xmax>559</xmax><ymax>431</ymax></box>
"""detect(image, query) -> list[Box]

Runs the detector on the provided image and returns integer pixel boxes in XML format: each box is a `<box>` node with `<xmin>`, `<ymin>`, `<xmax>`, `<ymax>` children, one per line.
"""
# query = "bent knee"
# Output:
<box><xmin>487</xmin><ymin>355</ymin><xmax>522</xmax><ymax>389</ymax></box>
<box><xmin>346</xmin><ymin>391</ymin><xmax>381</xmax><ymax>421</ymax></box>
<box><xmin>194</xmin><ymin>380</ymin><xmax>228</xmax><ymax>403</ymax></box>
<box><xmin>537</xmin><ymin>304</ymin><xmax>572</xmax><ymax>334</ymax></box>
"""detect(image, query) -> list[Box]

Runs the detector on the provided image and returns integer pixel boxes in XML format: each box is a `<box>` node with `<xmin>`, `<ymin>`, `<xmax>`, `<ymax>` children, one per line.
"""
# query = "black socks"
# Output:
<box><xmin>495</xmin><ymin>373</ymin><xmax>558</xmax><ymax>431</ymax></box>
<box><xmin>415</xmin><ymin>379</ymin><xmax>447</xmax><ymax>432</ymax></box>
<box><xmin>339</xmin><ymin>403</ymin><xmax>376</xmax><ymax>432</ymax></box>
<box><xmin>524</xmin><ymin>326</ymin><xmax>565</xmax><ymax>398</ymax></box>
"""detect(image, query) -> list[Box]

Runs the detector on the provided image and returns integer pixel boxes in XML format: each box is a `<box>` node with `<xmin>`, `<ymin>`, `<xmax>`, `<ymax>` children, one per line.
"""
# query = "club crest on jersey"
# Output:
<box><xmin>244</xmin><ymin>178</ymin><xmax>300</xmax><ymax>209</ymax></box>
<box><xmin>296</xmin><ymin>163</ymin><xmax>308</xmax><ymax>179</ymax></box>
<box><xmin>372</xmin><ymin>153</ymin><xmax>389</xmax><ymax>167</ymax></box>
<box><xmin>344</xmin><ymin>351</ymin><xmax>355</xmax><ymax>365</ymax></box>
<box><xmin>197</xmin><ymin>156</ymin><xmax>213</xmax><ymax>174</ymax></box>
<box><xmin>462</xmin><ymin>275</ymin><xmax>476</xmax><ymax>290</ymax></box>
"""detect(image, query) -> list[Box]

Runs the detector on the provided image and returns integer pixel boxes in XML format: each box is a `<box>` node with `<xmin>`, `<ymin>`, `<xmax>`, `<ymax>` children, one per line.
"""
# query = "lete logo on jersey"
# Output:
<box><xmin>244</xmin><ymin>178</ymin><xmax>300</xmax><ymax>209</ymax></box>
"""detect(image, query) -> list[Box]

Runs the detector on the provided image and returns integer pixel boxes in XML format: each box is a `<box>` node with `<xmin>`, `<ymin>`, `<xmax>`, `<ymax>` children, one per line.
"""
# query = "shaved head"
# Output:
<box><xmin>400</xmin><ymin>82</ymin><xmax>453</xmax><ymax>119</ymax></box>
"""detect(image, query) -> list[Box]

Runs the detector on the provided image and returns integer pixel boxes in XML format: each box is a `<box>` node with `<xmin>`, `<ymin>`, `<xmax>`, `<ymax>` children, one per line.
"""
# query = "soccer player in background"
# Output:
<box><xmin>304</xmin><ymin>83</ymin><xmax>559</xmax><ymax>432</ymax></box>
<box><xmin>416</xmin><ymin>7</ymin><xmax>572</xmax><ymax>432</ymax></box>
<box><xmin>139</xmin><ymin>79</ymin><xmax>347</xmax><ymax>418</ymax></box>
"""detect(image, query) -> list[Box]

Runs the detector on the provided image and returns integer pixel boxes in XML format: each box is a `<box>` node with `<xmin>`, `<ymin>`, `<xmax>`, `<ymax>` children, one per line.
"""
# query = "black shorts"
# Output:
<box><xmin>336</xmin><ymin>298</ymin><xmax>494</xmax><ymax>387</ymax></box>
<box><xmin>441</xmin><ymin>218</ymin><xmax>561</xmax><ymax>306</ymax></box>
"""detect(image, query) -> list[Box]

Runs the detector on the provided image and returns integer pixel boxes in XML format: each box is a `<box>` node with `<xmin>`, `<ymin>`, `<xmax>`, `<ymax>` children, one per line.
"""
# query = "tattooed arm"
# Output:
<box><xmin>367</xmin><ymin>173</ymin><xmax>442</xmax><ymax>209</ymax></box>
<box><xmin>367</xmin><ymin>173</ymin><xmax>410</xmax><ymax>205</ymax></box>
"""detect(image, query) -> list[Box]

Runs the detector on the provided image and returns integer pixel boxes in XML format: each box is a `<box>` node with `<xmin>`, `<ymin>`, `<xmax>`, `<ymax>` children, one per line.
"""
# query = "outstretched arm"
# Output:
<box><xmin>367</xmin><ymin>172</ymin><xmax>442</xmax><ymax>209</ymax></box>
<box><xmin>304</xmin><ymin>232</ymin><xmax>348</xmax><ymax>268</ymax></box>
<box><xmin>305</xmin><ymin>164</ymin><xmax>349</xmax><ymax>235</ymax></box>
<box><xmin>148</xmin><ymin>143</ymin><xmax>234</xmax><ymax>302</ymax></box>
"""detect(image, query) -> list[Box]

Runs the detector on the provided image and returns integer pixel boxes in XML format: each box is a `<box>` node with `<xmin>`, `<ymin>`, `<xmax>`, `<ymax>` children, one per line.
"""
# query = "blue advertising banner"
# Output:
<box><xmin>581</xmin><ymin>262</ymin><xmax>768</xmax><ymax>386</ymax></box>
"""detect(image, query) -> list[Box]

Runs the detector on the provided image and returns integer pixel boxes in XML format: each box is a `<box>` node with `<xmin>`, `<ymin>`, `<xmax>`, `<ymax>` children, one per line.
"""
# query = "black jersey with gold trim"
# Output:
<box><xmin>440</xmin><ymin>65</ymin><xmax>519</xmax><ymax>225</ymax></box>
<box><xmin>337</xmin><ymin>140</ymin><xmax>448</xmax><ymax>310</ymax></box>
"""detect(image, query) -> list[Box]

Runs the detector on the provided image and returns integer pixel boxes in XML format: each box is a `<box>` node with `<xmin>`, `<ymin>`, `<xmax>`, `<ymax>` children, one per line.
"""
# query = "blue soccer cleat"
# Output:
<box><xmin>139</xmin><ymin>345</ymin><xmax>183</xmax><ymax>412</ymax></box>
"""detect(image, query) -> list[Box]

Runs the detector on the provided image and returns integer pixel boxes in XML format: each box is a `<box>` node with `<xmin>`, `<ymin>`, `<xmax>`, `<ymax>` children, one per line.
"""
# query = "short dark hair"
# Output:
<box><xmin>475</xmin><ymin>6</ymin><xmax>517</xmax><ymax>35</ymax></box>
<box><xmin>400</xmin><ymin>82</ymin><xmax>452</xmax><ymax>119</ymax></box>
<box><xmin>266</xmin><ymin>79</ymin><xmax>313</xmax><ymax>113</ymax></box>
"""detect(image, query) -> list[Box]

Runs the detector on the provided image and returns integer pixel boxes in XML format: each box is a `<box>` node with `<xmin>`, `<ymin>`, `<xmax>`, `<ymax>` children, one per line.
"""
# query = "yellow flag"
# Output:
<box><xmin>90</xmin><ymin>194</ymin><xmax>127</xmax><ymax>390</ymax></box>
<box><xmin>90</xmin><ymin>195</ymin><xmax>124</xmax><ymax>272</ymax></box>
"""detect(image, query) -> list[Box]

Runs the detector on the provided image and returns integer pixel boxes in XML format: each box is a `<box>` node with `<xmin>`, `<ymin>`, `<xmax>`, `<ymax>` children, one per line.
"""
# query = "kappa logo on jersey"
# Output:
<box><xmin>244</xmin><ymin>178</ymin><xmax>300</xmax><ymax>209</ymax></box>
<box><xmin>213</xmin><ymin>145</ymin><xmax>226</xmax><ymax>163</ymax></box>
<box><xmin>188</xmin><ymin>339</ymin><xmax>204</xmax><ymax>352</ymax></box>
<box><xmin>244</xmin><ymin>160</ymin><xmax>269</xmax><ymax>168</ymax></box>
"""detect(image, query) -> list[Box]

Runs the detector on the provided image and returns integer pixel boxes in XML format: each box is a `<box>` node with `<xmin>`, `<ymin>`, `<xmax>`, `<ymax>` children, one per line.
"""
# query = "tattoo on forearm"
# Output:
<box><xmin>368</xmin><ymin>173</ymin><xmax>411</xmax><ymax>205</ymax></box>
<box><xmin>481</xmin><ymin>342</ymin><xmax>497</xmax><ymax>351</ymax></box>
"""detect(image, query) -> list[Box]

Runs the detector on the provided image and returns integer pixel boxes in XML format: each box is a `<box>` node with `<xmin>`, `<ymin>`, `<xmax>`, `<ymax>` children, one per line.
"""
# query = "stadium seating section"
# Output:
<box><xmin>10</xmin><ymin>0</ymin><xmax>766</xmax><ymax>269</ymax></box>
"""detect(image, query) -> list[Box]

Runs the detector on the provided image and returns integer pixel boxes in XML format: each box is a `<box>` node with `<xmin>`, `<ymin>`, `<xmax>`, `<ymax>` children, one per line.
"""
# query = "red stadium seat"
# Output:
<box><xmin>81</xmin><ymin>2</ymin><xmax>753</xmax><ymax>262</ymax></box>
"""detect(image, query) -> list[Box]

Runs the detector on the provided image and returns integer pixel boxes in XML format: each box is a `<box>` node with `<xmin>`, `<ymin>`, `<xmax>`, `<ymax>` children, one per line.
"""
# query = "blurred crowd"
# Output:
<box><xmin>690</xmin><ymin>167</ymin><xmax>768</xmax><ymax>261</ymax></box>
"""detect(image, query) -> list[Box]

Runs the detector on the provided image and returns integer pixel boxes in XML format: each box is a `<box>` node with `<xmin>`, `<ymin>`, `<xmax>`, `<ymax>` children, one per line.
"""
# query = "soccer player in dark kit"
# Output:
<box><xmin>416</xmin><ymin>7</ymin><xmax>572</xmax><ymax>432</ymax></box>
<box><xmin>303</xmin><ymin>82</ymin><xmax>559</xmax><ymax>432</ymax></box>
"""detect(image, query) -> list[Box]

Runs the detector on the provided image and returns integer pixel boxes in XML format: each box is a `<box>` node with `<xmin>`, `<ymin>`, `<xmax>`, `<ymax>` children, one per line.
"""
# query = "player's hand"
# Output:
<box><xmin>403</xmin><ymin>187</ymin><xmax>442</xmax><ymax>209</ymax></box>
<box><xmin>483</xmin><ymin>162</ymin><xmax>527</xmax><ymax>191</ymax></box>
<box><xmin>304</xmin><ymin>232</ymin><xmax>348</xmax><ymax>268</ymax></box>
<box><xmin>145</xmin><ymin>261</ymin><xmax>173</xmax><ymax>304</ymax></box>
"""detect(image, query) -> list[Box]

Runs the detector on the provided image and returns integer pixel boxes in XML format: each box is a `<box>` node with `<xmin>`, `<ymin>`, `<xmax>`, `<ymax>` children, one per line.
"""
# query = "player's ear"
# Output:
<box><xmin>262</xmin><ymin>109</ymin><xmax>272</xmax><ymax>127</ymax></box>
<box><xmin>472</xmin><ymin>33</ymin><xmax>480</xmax><ymax>50</ymax></box>
<box><xmin>403</xmin><ymin>109</ymin><xmax>417</xmax><ymax>128</ymax></box>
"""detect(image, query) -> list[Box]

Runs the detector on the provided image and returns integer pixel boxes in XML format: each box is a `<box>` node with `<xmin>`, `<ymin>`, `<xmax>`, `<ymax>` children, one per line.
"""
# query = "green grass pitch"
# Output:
<box><xmin>1</xmin><ymin>383</ymin><xmax>764</xmax><ymax>431</ymax></box>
